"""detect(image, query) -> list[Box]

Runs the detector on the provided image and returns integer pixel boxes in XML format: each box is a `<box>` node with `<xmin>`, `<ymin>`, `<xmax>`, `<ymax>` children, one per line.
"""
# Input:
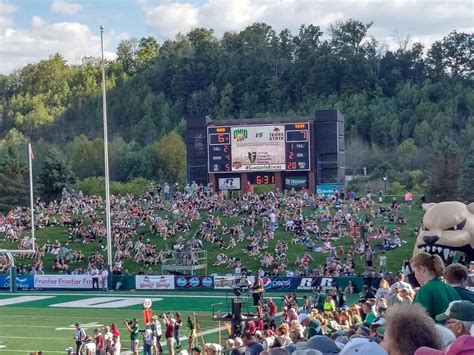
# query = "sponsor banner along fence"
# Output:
<box><xmin>0</xmin><ymin>274</ymin><xmax>379</xmax><ymax>292</ymax></box>
<box><xmin>0</xmin><ymin>275</ymin><xmax>34</xmax><ymax>290</ymax></box>
<box><xmin>175</xmin><ymin>276</ymin><xmax>214</xmax><ymax>288</ymax></box>
<box><xmin>135</xmin><ymin>275</ymin><xmax>175</xmax><ymax>290</ymax></box>
<box><xmin>34</xmin><ymin>274</ymin><xmax>93</xmax><ymax>289</ymax></box>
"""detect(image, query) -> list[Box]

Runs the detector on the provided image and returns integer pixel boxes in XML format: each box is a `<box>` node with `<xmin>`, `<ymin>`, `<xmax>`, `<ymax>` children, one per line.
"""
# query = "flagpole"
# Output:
<box><xmin>100</xmin><ymin>26</ymin><xmax>113</xmax><ymax>288</ymax></box>
<box><xmin>28</xmin><ymin>143</ymin><xmax>35</xmax><ymax>253</ymax></box>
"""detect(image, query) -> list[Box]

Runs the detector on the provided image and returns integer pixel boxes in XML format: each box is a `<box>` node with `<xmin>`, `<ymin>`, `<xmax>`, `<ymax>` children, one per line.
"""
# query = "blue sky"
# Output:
<box><xmin>0</xmin><ymin>0</ymin><xmax>473</xmax><ymax>74</ymax></box>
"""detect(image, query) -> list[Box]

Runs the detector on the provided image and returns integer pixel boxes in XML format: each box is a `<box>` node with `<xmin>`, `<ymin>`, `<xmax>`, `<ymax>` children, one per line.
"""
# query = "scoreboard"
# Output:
<box><xmin>208</xmin><ymin>123</ymin><xmax>310</xmax><ymax>173</ymax></box>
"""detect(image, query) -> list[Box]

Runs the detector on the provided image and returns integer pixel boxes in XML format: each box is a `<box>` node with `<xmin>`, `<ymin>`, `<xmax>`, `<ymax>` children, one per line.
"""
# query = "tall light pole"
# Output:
<box><xmin>100</xmin><ymin>26</ymin><xmax>113</xmax><ymax>288</ymax></box>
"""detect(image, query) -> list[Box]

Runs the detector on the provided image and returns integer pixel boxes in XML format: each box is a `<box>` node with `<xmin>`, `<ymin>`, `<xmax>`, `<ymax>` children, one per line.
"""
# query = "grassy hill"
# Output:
<box><xmin>1</xmin><ymin>200</ymin><xmax>424</xmax><ymax>275</ymax></box>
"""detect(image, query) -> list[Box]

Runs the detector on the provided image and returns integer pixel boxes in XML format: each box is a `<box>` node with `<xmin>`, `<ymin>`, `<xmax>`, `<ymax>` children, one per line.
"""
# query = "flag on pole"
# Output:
<box><xmin>29</xmin><ymin>143</ymin><xmax>35</xmax><ymax>160</ymax></box>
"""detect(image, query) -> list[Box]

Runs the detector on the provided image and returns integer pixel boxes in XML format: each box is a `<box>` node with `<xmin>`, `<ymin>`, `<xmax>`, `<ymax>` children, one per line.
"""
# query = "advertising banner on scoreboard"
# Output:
<box><xmin>285</xmin><ymin>176</ymin><xmax>308</xmax><ymax>189</ymax></box>
<box><xmin>218</xmin><ymin>177</ymin><xmax>241</xmax><ymax>190</ymax></box>
<box><xmin>231</xmin><ymin>125</ymin><xmax>286</xmax><ymax>171</ymax></box>
<box><xmin>136</xmin><ymin>275</ymin><xmax>175</xmax><ymax>290</ymax></box>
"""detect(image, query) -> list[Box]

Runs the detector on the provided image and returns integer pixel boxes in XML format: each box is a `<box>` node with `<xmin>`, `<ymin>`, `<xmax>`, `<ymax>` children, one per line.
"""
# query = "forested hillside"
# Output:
<box><xmin>0</xmin><ymin>20</ymin><xmax>472</xmax><ymax>209</ymax></box>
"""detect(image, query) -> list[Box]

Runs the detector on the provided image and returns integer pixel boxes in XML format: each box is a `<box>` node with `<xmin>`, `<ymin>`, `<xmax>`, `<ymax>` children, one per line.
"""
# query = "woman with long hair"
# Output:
<box><xmin>411</xmin><ymin>252</ymin><xmax>460</xmax><ymax>319</ymax></box>
<box><xmin>349</xmin><ymin>305</ymin><xmax>362</xmax><ymax>326</ymax></box>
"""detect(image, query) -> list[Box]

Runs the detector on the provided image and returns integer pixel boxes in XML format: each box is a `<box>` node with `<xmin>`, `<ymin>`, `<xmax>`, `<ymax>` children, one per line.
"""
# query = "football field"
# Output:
<box><xmin>0</xmin><ymin>291</ymin><xmax>248</xmax><ymax>354</ymax></box>
<box><xmin>1</xmin><ymin>290</ymin><xmax>339</xmax><ymax>354</ymax></box>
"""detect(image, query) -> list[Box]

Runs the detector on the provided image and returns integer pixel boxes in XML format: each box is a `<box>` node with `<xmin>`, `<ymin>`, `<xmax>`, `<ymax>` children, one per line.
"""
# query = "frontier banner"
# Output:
<box><xmin>34</xmin><ymin>275</ymin><xmax>93</xmax><ymax>289</ymax></box>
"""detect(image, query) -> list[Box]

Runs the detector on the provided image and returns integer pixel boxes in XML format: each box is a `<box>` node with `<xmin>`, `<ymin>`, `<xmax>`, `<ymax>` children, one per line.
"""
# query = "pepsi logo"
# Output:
<box><xmin>262</xmin><ymin>277</ymin><xmax>272</xmax><ymax>289</ymax></box>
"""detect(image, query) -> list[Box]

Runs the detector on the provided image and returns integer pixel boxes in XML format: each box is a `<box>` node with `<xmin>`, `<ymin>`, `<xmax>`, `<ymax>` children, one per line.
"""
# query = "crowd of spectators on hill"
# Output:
<box><xmin>0</xmin><ymin>182</ymin><xmax>416</xmax><ymax>278</ymax></box>
<box><xmin>68</xmin><ymin>259</ymin><xmax>473</xmax><ymax>354</ymax></box>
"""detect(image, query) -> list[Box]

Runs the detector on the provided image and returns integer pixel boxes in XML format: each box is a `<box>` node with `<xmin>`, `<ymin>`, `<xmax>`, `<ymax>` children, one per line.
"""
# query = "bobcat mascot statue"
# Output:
<box><xmin>413</xmin><ymin>201</ymin><xmax>474</xmax><ymax>265</ymax></box>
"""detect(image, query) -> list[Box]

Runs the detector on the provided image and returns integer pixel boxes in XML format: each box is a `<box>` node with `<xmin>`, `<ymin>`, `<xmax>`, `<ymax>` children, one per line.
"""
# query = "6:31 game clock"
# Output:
<box><xmin>249</xmin><ymin>173</ymin><xmax>275</xmax><ymax>185</ymax></box>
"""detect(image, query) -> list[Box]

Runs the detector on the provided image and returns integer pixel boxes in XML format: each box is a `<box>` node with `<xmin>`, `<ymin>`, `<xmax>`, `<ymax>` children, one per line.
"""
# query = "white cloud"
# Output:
<box><xmin>0</xmin><ymin>19</ymin><xmax>116</xmax><ymax>74</ymax></box>
<box><xmin>0</xmin><ymin>0</ymin><xmax>17</xmax><ymax>32</ymax></box>
<box><xmin>139</xmin><ymin>0</ymin><xmax>473</xmax><ymax>50</ymax></box>
<box><xmin>50</xmin><ymin>0</ymin><xmax>83</xmax><ymax>16</ymax></box>
<box><xmin>143</xmin><ymin>2</ymin><xmax>199</xmax><ymax>38</ymax></box>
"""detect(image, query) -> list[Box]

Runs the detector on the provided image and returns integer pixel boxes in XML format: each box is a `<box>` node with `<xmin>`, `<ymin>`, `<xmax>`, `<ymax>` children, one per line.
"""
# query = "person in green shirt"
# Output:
<box><xmin>411</xmin><ymin>252</ymin><xmax>460</xmax><ymax>320</ymax></box>
<box><xmin>125</xmin><ymin>318</ymin><xmax>140</xmax><ymax>355</ymax></box>
<box><xmin>444</xmin><ymin>263</ymin><xmax>474</xmax><ymax>303</ymax></box>
<box><xmin>362</xmin><ymin>302</ymin><xmax>376</xmax><ymax>325</ymax></box>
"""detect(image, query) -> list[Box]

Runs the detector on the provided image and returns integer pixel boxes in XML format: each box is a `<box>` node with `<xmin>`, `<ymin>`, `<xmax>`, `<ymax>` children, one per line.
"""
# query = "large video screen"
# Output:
<box><xmin>208</xmin><ymin>122</ymin><xmax>310</xmax><ymax>173</ymax></box>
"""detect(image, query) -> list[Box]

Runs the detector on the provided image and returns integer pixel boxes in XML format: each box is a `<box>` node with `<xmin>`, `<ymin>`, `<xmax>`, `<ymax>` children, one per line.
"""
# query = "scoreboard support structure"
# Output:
<box><xmin>186</xmin><ymin>110</ymin><xmax>344</xmax><ymax>194</ymax></box>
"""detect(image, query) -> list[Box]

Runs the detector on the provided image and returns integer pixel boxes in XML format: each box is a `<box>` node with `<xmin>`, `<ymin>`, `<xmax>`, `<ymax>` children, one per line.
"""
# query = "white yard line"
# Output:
<box><xmin>0</xmin><ymin>350</ymin><xmax>65</xmax><ymax>353</ymax></box>
<box><xmin>0</xmin><ymin>295</ymin><xmax>54</xmax><ymax>306</ymax></box>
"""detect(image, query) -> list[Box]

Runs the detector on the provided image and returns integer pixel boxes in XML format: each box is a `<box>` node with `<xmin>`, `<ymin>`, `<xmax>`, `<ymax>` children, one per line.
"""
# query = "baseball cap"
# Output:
<box><xmin>298</xmin><ymin>312</ymin><xmax>310</xmax><ymax>324</ymax></box>
<box><xmin>293</xmin><ymin>350</ymin><xmax>323</xmax><ymax>355</ymax></box>
<box><xmin>296</xmin><ymin>335</ymin><xmax>340</xmax><ymax>354</ymax></box>
<box><xmin>435</xmin><ymin>301</ymin><xmax>474</xmax><ymax>322</ymax></box>
<box><xmin>339</xmin><ymin>338</ymin><xmax>387</xmax><ymax>355</ymax></box>
<box><xmin>414</xmin><ymin>335</ymin><xmax>474</xmax><ymax>355</ymax></box>
<box><xmin>334</xmin><ymin>336</ymin><xmax>349</xmax><ymax>351</ymax></box>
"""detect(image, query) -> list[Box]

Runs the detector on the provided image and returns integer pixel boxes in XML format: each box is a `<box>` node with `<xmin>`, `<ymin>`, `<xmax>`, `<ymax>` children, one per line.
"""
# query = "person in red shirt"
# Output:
<box><xmin>163</xmin><ymin>313</ymin><xmax>175</xmax><ymax>355</ymax></box>
<box><xmin>246</xmin><ymin>181</ymin><xmax>254</xmax><ymax>194</ymax></box>
<box><xmin>94</xmin><ymin>328</ymin><xmax>105</xmax><ymax>355</ymax></box>
<box><xmin>267</xmin><ymin>298</ymin><xmax>277</xmax><ymax>318</ymax></box>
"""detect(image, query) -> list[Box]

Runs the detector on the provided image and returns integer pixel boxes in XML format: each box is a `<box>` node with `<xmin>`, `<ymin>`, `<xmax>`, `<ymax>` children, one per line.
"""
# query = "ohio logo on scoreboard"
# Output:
<box><xmin>233</xmin><ymin>129</ymin><xmax>248</xmax><ymax>141</ymax></box>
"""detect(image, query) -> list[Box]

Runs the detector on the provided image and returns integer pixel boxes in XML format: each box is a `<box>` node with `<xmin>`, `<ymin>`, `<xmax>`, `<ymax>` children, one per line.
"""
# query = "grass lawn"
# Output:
<box><xmin>0</xmin><ymin>201</ymin><xmax>424</xmax><ymax>275</ymax></box>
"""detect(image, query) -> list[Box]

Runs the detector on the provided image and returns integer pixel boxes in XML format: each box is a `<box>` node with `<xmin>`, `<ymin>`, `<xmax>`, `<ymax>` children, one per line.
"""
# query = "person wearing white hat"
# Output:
<box><xmin>340</xmin><ymin>337</ymin><xmax>387</xmax><ymax>355</ymax></box>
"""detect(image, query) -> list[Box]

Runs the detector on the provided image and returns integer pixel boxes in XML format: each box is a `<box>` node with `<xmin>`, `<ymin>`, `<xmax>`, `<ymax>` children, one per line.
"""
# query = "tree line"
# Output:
<box><xmin>0</xmin><ymin>20</ymin><xmax>472</xmax><ymax>210</ymax></box>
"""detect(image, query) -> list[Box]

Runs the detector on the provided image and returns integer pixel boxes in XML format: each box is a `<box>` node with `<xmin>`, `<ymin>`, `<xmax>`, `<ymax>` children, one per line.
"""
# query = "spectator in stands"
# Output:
<box><xmin>389</xmin><ymin>271</ymin><xmax>414</xmax><ymax>298</ymax></box>
<box><xmin>443</xmin><ymin>263</ymin><xmax>474</xmax><ymax>302</ymax></box>
<box><xmin>243</xmin><ymin>333</ymin><xmax>263</xmax><ymax>355</ymax></box>
<box><xmin>382</xmin><ymin>303</ymin><xmax>441</xmax><ymax>355</ymax></box>
<box><xmin>435</xmin><ymin>300</ymin><xmax>474</xmax><ymax>338</ymax></box>
<box><xmin>411</xmin><ymin>253</ymin><xmax>460</xmax><ymax>319</ymax></box>
<box><xmin>414</xmin><ymin>334</ymin><xmax>474</xmax><ymax>355</ymax></box>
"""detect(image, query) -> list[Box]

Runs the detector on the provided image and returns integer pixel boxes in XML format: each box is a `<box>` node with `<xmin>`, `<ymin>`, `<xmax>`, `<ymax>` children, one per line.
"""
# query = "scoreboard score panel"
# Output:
<box><xmin>208</xmin><ymin>122</ymin><xmax>310</xmax><ymax>173</ymax></box>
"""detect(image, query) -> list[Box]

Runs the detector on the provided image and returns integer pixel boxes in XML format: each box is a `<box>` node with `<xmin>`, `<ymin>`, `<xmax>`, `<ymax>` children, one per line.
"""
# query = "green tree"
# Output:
<box><xmin>116</xmin><ymin>39</ymin><xmax>138</xmax><ymax>76</ymax></box>
<box><xmin>0</xmin><ymin>146</ymin><xmax>28</xmax><ymax>212</ymax></box>
<box><xmin>136</xmin><ymin>37</ymin><xmax>159</xmax><ymax>69</ymax></box>
<box><xmin>458</xmin><ymin>144</ymin><xmax>474</xmax><ymax>203</ymax></box>
<box><xmin>38</xmin><ymin>147</ymin><xmax>76</xmax><ymax>201</ymax></box>
<box><xmin>397</xmin><ymin>138</ymin><xmax>418</xmax><ymax>169</ymax></box>
<box><xmin>427</xmin><ymin>138</ymin><xmax>460</xmax><ymax>201</ymax></box>
<box><xmin>65</xmin><ymin>135</ymin><xmax>103</xmax><ymax>179</ymax></box>
<box><xmin>155</xmin><ymin>131</ymin><xmax>186</xmax><ymax>184</ymax></box>
<box><xmin>388</xmin><ymin>181</ymin><xmax>406</xmax><ymax>195</ymax></box>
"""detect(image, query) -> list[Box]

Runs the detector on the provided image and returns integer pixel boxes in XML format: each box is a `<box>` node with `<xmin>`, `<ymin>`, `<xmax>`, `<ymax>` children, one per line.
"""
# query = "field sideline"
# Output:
<box><xmin>1</xmin><ymin>290</ymin><xmax>359</xmax><ymax>354</ymax></box>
